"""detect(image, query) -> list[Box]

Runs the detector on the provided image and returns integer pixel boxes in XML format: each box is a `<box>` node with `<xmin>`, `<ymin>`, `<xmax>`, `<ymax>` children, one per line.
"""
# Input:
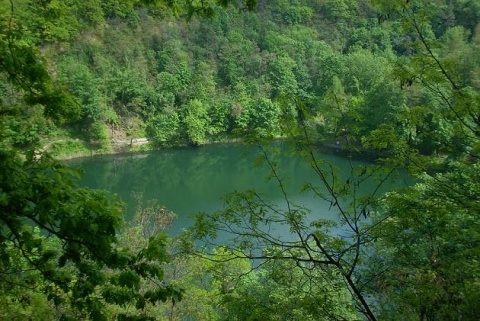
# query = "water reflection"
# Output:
<box><xmin>67</xmin><ymin>143</ymin><xmax>411</xmax><ymax>236</ymax></box>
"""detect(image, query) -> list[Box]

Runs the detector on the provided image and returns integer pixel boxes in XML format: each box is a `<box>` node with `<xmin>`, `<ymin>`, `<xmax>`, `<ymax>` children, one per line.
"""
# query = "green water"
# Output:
<box><xmin>68</xmin><ymin>143</ymin><xmax>410</xmax><ymax>235</ymax></box>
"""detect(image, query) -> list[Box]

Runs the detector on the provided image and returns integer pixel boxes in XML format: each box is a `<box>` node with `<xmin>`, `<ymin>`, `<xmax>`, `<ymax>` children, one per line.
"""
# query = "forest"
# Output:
<box><xmin>0</xmin><ymin>0</ymin><xmax>479</xmax><ymax>320</ymax></box>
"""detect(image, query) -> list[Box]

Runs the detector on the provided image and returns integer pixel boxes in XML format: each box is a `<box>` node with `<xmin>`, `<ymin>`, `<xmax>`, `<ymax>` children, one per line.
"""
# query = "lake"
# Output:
<box><xmin>67</xmin><ymin>143</ymin><xmax>411</xmax><ymax>235</ymax></box>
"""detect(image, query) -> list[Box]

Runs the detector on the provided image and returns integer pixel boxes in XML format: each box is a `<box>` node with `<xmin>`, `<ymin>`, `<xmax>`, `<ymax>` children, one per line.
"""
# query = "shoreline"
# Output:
<box><xmin>51</xmin><ymin>137</ymin><xmax>245</xmax><ymax>161</ymax></box>
<box><xmin>51</xmin><ymin>135</ymin><xmax>381</xmax><ymax>165</ymax></box>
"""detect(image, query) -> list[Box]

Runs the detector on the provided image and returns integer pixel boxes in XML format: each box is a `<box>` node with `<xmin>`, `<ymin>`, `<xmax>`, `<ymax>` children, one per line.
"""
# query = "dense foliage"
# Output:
<box><xmin>2</xmin><ymin>0</ymin><xmax>410</xmax><ymax>153</ymax></box>
<box><xmin>0</xmin><ymin>0</ymin><xmax>253</xmax><ymax>319</ymax></box>
<box><xmin>1</xmin><ymin>0</ymin><xmax>479</xmax><ymax>319</ymax></box>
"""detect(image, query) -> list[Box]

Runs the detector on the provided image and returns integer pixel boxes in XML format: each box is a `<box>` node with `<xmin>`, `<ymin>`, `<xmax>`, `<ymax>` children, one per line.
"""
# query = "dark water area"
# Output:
<box><xmin>67</xmin><ymin>143</ymin><xmax>412</xmax><ymax>235</ymax></box>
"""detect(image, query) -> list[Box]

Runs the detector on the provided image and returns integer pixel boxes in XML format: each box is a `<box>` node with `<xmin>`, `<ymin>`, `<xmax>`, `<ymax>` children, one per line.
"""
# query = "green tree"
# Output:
<box><xmin>1</xmin><ymin>0</ymin><xmax>264</xmax><ymax>318</ymax></box>
<box><xmin>368</xmin><ymin>166</ymin><xmax>480</xmax><ymax>320</ymax></box>
<box><xmin>57</xmin><ymin>56</ymin><xmax>111</xmax><ymax>138</ymax></box>
<box><xmin>0</xmin><ymin>227</ymin><xmax>58</xmax><ymax>320</ymax></box>
<box><xmin>221</xmin><ymin>257</ymin><xmax>359</xmax><ymax>321</ymax></box>
<box><xmin>148</xmin><ymin>105</ymin><xmax>181</xmax><ymax>146</ymax></box>
<box><xmin>218</xmin><ymin>30</ymin><xmax>261</xmax><ymax>85</ymax></box>
<box><xmin>364</xmin><ymin>0</ymin><xmax>480</xmax><ymax>318</ymax></box>
<box><xmin>319</xmin><ymin>75</ymin><xmax>350</xmax><ymax>138</ymax></box>
<box><xmin>267</xmin><ymin>54</ymin><xmax>298</xmax><ymax>98</ymax></box>
<box><xmin>183</xmin><ymin>99</ymin><xmax>211</xmax><ymax>146</ymax></box>
<box><xmin>157</xmin><ymin>247</ymin><xmax>252</xmax><ymax>321</ymax></box>
<box><xmin>228</xmin><ymin>80</ymin><xmax>255</xmax><ymax>130</ymax></box>
<box><xmin>156</xmin><ymin>71</ymin><xmax>183</xmax><ymax>107</ymax></box>
<box><xmin>187</xmin><ymin>2</ymin><xmax>479</xmax><ymax>320</ymax></box>
<box><xmin>191</xmin><ymin>126</ymin><xmax>397</xmax><ymax>320</ymax></box>
<box><xmin>249</xmin><ymin>97</ymin><xmax>281</xmax><ymax>136</ymax></box>
<box><xmin>0</xmin><ymin>151</ymin><xmax>182</xmax><ymax>320</ymax></box>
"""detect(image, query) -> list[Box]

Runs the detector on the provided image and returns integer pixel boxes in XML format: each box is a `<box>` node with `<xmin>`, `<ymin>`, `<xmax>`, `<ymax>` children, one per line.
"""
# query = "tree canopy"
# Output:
<box><xmin>1</xmin><ymin>0</ymin><xmax>479</xmax><ymax>319</ymax></box>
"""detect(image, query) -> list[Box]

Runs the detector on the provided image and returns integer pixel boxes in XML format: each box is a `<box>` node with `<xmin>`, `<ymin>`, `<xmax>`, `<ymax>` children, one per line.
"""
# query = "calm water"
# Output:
<box><xmin>67</xmin><ymin>143</ymin><xmax>410</xmax><ymax>235</ymax></box>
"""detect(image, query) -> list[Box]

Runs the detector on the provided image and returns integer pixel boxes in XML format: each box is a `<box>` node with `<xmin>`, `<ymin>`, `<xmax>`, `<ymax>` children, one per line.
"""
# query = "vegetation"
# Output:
<box><xmin>1</xmin><ymin>0</ymin><xmax>479</xmax><ymax>320</ymax></box>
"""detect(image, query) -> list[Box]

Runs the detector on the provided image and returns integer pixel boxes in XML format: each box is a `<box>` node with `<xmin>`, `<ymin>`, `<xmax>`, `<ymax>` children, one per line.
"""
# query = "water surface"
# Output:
<box><xmin>68</xmin><ymin>143</ymin><xmax>410</xmax><ymax>235</ymax></box>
